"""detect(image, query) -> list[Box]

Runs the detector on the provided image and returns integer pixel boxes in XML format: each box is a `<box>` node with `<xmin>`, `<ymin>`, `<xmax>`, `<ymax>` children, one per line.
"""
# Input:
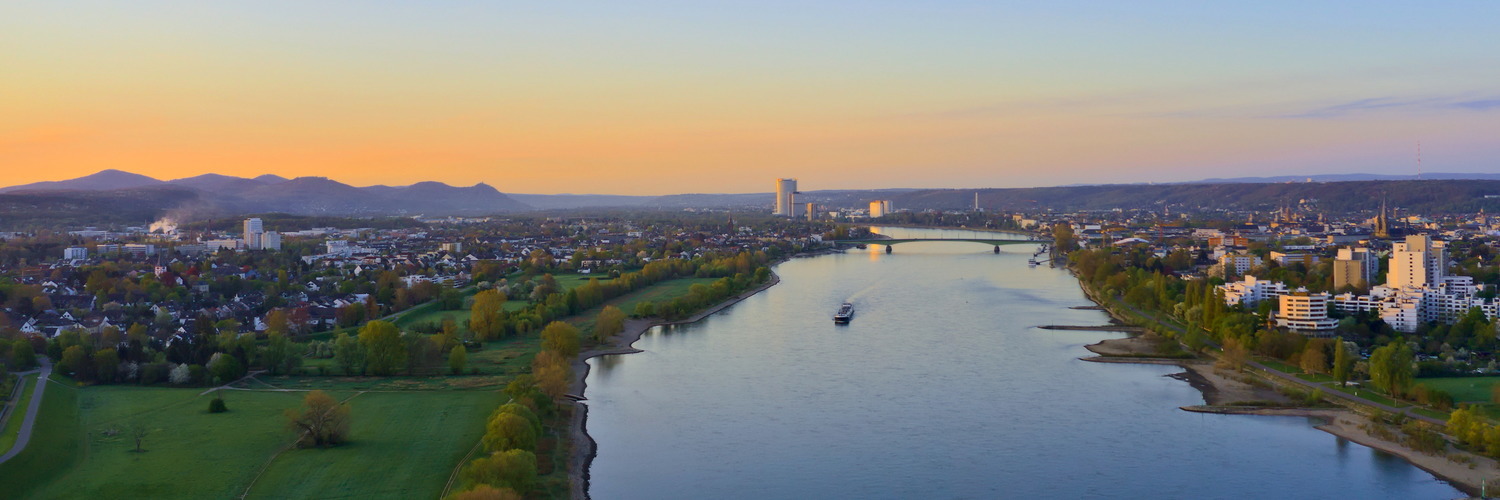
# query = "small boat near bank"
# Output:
<box><xmin>833</xmin><ymin>302</ymin><xmax>855</xmax><ymax>324</ymax></box>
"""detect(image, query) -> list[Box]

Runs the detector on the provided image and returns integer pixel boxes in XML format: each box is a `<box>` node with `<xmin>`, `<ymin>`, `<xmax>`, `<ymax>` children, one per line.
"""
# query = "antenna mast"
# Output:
<box><xmin>1416</xmin><ymin>141</ymin><xmax>1422</xmax><ymax>180</ymax></box>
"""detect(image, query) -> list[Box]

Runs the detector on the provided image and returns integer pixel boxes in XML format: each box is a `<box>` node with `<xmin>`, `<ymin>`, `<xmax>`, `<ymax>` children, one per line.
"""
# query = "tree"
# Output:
<box><xmin>1299</xmin><ymin>340</ymin><xmax>1327</xmax><ymax>375</ymax></box>
<box><xmin>61</xmin><ymin>345</ymin><xmax>91</xmax><ymax>380</ymax></box>
<box><xmin>261</xmin><ymin>332</ymin><xmax>300</xmax><ymax>375</ymax></box>
<box><xmin>461</xmin><ymin>449</ymin><xmax>537</xmax><ymax>494</ymax></box>
<box><xmin>358</xmin><ymin>320</ymin><xmax>407</xmax><ymax>376</ymax></box>
<box><xmin>1448</xmin><ymin>407</ymin><xmax>1477</xmax><ymax>445</ymax></box>
<box><xmin>449</xmin><ymin>344</ymin><xmax>468</xmax><ymax>375</ymax></box>
<box><xmin>208</xmin><ymin>352</ymin><xmax>246</xmax><ymax>383</ymax></box>
<box><xmin>1216</xmin><ymin>338</ymin><xmax>1248</xmax><ymax>372</ymax></box>
<box><xmin>266</xmin><ymin>309</ymin><xmax>291</xmax><ymax>338</ymax></box>
<box><xmin>127</xmin><ymin>421</ymin><xmax>150</xmax><ymax>453</ymax></box>
<box><xmin>539</xmin><ymin>321</ymin><xmax>580</xmax><ymax>358</ymax></box>
<box><xmin>1369</xmin><ymin>341</ymin><xmax>1415</xmax><ymax>398</ymax></box>
<box><xmin>286</xmin><ymin>390</ymin><xmax>351</xmax><ymax>447</ymax></box>
<box><xmin>593</xmin><ymin>306</ymin><xmax>626</xmax><ymax>342</ymax></box>
<box><xmin>632</xmin><ymin>301</ymin><xmax>655</xmax><ymax>318</ymax></box>
<box><xmin>126</xmin><ymin>323</ymin><xmax>150</xmax><ymax>345</ymax></box>
<box><xmin>333</xmin><ymin>332</ymin><xmax>365</xmax><ymax>375</ymax></box>
<box><xmin>453</xmin><ymin>485</ymin><xmax>523</xmax><ymax>500</ymax></box>
<box><xmin>482</xmin><ymin>412</ymin><xmax>537</xmax><ymax>453</ymax></box>
<box><xmin>496</xmin><ymin>402</ymin><xmax>543</xmax><ymax>437</ymax></box>
<box><xmin>1052</xmin><ymin>223</ymin><xmax>1077</xmax><ymax>253</ymax></box>
<box><xmin>209</xmin><ymin>396</ymin><xmax>228</xmax><ymax>413</ymax></box>
<box><xmin>169</xmin><ymin>363</ymin><xmax>192</xmax><ymax>385</ymax></box>
<box><xmin>532</xmin><ymin>350</ymin><xmax>571</xmax><ymax>400</ymax></box>
<box><xmin>94</xmin><ymin>348</ymin><xmax>121</xmax><ymax>383</ymax></box>
<box><xmin>10</xmin><ymin>338</ymin><xmax>35</xmax><ymax>370</ymax></box>
<box><xmin>1332</xmin><ymin>338</ymin><xmax>1356</xmax><ymax>386</ymax></box>
<box><xmin>470</xmin><ymin>289</ymin><xmax>506</xmax><ymax>341</ymax></box>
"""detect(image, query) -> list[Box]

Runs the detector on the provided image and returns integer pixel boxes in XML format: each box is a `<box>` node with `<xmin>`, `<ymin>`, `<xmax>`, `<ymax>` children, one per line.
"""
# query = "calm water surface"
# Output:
<box><xmin>584</xmin><ymin>227</ymin><xmax>1460</xmax><ymax>499</ymax></box>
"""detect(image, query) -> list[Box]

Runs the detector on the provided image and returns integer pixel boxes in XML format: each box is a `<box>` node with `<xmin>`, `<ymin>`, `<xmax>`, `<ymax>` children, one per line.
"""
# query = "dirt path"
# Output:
<box><xmin>0</xmin><ymin>358</ymin><xmax>53</xmax><ymax>464</ymax></box>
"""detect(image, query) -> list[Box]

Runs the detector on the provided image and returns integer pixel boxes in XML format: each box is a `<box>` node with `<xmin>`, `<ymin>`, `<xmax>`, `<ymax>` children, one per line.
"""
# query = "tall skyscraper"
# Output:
<box><xmin>244</xmin><ymin>217</ymin><xmax>264</xmax><ymax>250</ymax></box>
<box><xmin>775</xmin><ymin>178</ymin><xmax>798</xmax><ymax>217</ymax></box>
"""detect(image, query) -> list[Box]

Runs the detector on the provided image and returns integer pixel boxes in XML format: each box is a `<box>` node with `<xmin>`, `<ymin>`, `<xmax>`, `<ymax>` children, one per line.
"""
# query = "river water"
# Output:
<box><xmin>583</xmin><ymin>227</ymin><xmax>1460</xmax><ymax>499</ymax></box>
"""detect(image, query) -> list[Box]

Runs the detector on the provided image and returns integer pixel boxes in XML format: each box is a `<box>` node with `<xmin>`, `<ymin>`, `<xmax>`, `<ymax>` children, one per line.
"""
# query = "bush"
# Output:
<box><xmin>208</xmin><ymin>396</ymin><xmax>228</xmax><ymax>413</ymax></box>
<box><xmin>168</xmin><ymin>364</ymin><xmax>192</xmax><ymax>385</ymax></box>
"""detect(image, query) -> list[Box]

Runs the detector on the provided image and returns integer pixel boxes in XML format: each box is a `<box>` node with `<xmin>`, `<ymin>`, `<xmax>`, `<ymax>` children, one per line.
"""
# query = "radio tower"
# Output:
<box><xmin>1416</xmin><ymin>141</ymin><xmax>1422</xmax><ymax>180</ymax></box>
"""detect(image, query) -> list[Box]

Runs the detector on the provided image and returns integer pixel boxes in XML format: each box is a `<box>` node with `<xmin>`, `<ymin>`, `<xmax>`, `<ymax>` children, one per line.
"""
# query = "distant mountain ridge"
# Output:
<box><xmin>1188</xmin><ymin>172</ymin><xmax>1500</xmax><ymax>184</ymax></box>
<box><xmin>0</xmin><ymin>169</ymin><xmax>530</xmax><ymax>216</ymax></box>
<box><xmin>8</xmin><ymin>169</ymin><xmax>1500</xmax><ymax>229</ymax></box>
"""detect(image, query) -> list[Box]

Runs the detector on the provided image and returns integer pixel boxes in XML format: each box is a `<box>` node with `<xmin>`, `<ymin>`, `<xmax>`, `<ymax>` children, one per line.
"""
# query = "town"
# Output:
<box><xmin>8</xmin><ymin>186</ymin><xmax>1500</xmax><ymax>497</ymax></box>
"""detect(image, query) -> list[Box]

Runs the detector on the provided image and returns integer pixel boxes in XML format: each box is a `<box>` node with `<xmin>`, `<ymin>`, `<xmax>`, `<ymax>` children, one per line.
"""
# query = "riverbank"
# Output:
<box><xmin>1072</xmin><ymin>281</ymin><xmax>1496</xmax><ymax>496</ymax></box>
<box><xmin>566</xmin><ymin>271</ymin><xmax>783</xmax><ymax>500</ymax></box>
<box><xmin>1082</xmin><ymin>336</ymin><xmax>1289</xmax><ymax>406</ymax></box>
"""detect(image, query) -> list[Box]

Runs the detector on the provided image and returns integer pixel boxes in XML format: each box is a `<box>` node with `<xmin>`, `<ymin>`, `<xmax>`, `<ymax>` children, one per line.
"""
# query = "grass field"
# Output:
<box><xmin>0</xmin><ymin>383</ymin><xmax>302</xmax><ymax>499</ymax></box>
<box><xmin>0</xmin><ymin>377</ymin><xmax>82</xmax><ymax>497</ymax></box>
<box><xmin>0</xmin><ymin>374</ymin><xmax>38</xmax><ymax>455</ymax></box>
<box><xmin>0</xmin><ymin>382</ymin><xmax>503</xmax><ymax>500</ymax></box>
<box><xmin>246</xmin><ymin>390</ymin><xmax>502</xmax><ymax>499</ymax></box>
<box><xmin>1325</xmin><ymin>383</ymin><xmax>1411</xmax><ymax>408</ymax></box>
<box><xmin>1416</xmin><ymin>376</ymin><xmax>1500</xmax><ymax>403</ymax></box>
<box><xmin>0</xmin><ymin>272</ymin><xmax>728</xmax><ymax>499</ymax></box>
<box><xmin>396</xmin><ymin>272</ymin><xmax>627</xmax><ymax>337</ymax></box>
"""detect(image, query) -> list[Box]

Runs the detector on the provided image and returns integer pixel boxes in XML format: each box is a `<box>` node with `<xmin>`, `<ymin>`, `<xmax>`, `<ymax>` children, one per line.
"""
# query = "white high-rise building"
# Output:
<box><xmin>1388</xmin><ymin>234</ymin><xmax>1445</xmax><ymax>289</ymax></box>
<box><xmin>244</xmin><ymin>218</ymin><xmax>264</xmax><ymax>250</ymax></box>
<box><xmin>774</xmin><ymin>178</ymin><xmax>797</xmax><ymax>217</ymax></box>
<box><xmin>868</xmin><ymin>200</ymin><xmax>893</xmax><ymax>218</ymax></box>
<box><xmin>261</xmin><ymin>231</ymin><xmax>282</xmax><ymax>251</ymax></box>
<box><xmin>63</xmin><ymin>247</ymin><xmax>88</xmax><ymax>260</ymax></box>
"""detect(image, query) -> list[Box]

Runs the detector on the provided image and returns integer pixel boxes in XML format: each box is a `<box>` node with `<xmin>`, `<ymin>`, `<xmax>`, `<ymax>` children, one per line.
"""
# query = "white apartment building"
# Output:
<box><xmin>1219</xmin><ymin>275</ymin><xmax>1287</xmax><ymax>306</ymax></box>
<box><xmin>63</xmin><ymin>247</ymin><xmax>88</xmax><ymax>260</ymax></box>
<box><xmin>1218</xmin><ymin>253</ymin><xmax>1263</xmax><ymax>276</ymax></box>
<box><xmin>1269</xmin><ymin>251</ymin><xmax>1320</xmax><ymax>267</ymax></box>
<box><xmin>1276</xmin><ymin>289</ymin><xmax>1338</xmax><ymax>335</ymax></box>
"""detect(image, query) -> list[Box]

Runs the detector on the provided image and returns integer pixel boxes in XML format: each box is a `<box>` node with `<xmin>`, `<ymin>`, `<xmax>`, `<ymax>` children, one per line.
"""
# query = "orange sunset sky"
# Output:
<box><xmin>3</xmin><ymin>2</ymin><xmax>1499</xmax><ymax>195</ymax></box>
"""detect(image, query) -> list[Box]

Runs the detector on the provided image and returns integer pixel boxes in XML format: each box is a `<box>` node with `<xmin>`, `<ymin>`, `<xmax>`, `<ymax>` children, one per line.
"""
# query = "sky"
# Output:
<box><xmin>3</xmin><ymin>2</ymin><xmax>1499</xmax><ymax>195</ymax></box>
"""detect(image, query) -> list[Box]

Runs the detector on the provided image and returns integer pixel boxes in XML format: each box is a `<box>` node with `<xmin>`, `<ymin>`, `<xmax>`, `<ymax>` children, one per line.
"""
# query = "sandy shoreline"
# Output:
<box><xmin>565</xmin><ymin>271</ymin><xmax>782</xmax><ymax>500</ymax></box>
<box><xmin>1076</xmin><ymin>294</ymin><xmax>1495</xmax><ymax>496</ymax></box>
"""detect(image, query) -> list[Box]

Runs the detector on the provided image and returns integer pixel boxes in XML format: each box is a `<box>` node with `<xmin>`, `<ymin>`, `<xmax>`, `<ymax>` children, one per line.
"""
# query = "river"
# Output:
<box><xmin>582</xmin><ymin>226</ymin><xmax>1460</xmax><ymax>499</ymax></box>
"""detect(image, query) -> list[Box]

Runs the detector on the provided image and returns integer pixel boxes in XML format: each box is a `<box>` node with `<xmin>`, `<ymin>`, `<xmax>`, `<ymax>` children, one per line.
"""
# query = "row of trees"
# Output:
<box><xmin>327</xmin><ymin>320</ymin><xmax>464</xmax><ymax>376</ymax></box>
<box><xmin>462</xmin><ymin>252</ymin><xmax>772</xmax><ymax>343</ymax></box>
<box><xmin>454</xmin><ymin>322</ymin><xmax>579</xmax><ymax>497</ymax></box>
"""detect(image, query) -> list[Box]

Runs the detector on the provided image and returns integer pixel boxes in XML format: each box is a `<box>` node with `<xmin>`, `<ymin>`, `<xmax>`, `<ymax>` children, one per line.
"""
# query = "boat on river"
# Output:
<box><xmin>833</xmin><ymin>302</ymin><xmax>854</xmax><ymax>324</ymax></box>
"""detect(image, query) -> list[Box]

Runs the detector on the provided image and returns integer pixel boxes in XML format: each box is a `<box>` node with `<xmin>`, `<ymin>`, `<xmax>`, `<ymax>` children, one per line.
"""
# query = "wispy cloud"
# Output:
<box><xmin>1454</xmin><ymin>99</ymin><xmax>1500</xmax><ymax>111</ymax></box>
<box><xmin>1278</xmin><ymin>95</ymin><xmax>1500</xmax><ymax>119</ymax></box>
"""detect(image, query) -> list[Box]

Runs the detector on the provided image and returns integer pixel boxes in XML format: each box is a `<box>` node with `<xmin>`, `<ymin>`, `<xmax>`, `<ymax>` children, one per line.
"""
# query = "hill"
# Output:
<box><xmin>0</xmin><ymin>169</ymin><xmax>164</xmax><ymax>193</ymax></box>
<box><xmin>0</xmin><ymin>171</ymin><xmax>530</xmax><ymax>226</ymax></box>
<box><xmin>894</xmin><ymin>180</ymin><xmax>1500</xmax><ymax>213</ymax></box>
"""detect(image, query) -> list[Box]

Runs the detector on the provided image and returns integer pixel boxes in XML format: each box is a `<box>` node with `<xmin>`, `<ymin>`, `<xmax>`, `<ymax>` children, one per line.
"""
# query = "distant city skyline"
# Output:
<box><xmin>3</xmin><ymin>2</ymin><xmax>1499</xmax><ymax>195</ymax></box>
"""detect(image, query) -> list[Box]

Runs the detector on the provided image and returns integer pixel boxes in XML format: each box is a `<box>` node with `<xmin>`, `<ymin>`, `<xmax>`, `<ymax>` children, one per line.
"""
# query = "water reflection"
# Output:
<box><xmin>583</xmin><ymin>226</ymin><xmax>1460</xmax><ymax>499</ymax></box>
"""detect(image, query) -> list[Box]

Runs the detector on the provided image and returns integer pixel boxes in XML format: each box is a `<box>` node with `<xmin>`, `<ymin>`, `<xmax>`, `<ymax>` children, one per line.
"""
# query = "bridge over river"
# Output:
<box><xmin>830</xmin><ymin>237</ymin><xmax>1045</xmax><ymax>253</ymax></box>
